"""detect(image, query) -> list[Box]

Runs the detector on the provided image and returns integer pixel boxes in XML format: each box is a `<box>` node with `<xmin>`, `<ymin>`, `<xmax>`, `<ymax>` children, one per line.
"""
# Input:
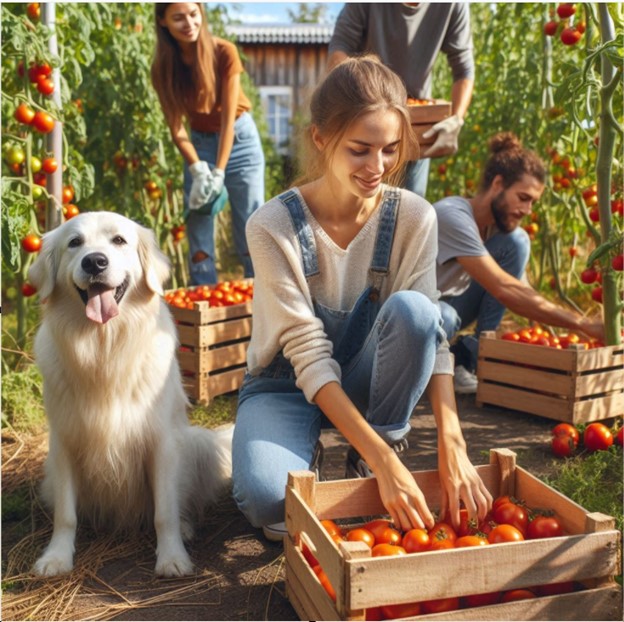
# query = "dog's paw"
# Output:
<box><xmin>33</xmin><ymin>552</ymin><xmax>74</xmax><ymax>577</ymax></box>
<box><xmin>155</xmin><ymin>550</ymin><xmax>194</xmax><ymax>577</ymax></box>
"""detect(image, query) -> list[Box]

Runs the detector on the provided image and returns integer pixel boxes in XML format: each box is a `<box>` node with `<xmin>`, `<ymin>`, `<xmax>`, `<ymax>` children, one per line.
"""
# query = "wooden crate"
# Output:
<box><xmin>169</xmin><ymin>298</ymin><xmax>252</xmax><ymax>403</ymax></box>
<box><xmin>476</xmin><ymin>331</ymin><xmax>624</xmax><ymax>424</ymax></box>
<box><xmin>285</xmin><ymin>448</ymin><xmax>621</xmax><ymax>621</ymax></box>
<box><xmin>407</xmin><ymin>99</ymin><xmax>451</xmax><ymax>159</ymax></box>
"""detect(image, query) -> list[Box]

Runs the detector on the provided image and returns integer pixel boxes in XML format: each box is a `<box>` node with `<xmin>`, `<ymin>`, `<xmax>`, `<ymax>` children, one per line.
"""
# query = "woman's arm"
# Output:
<box><xmin>426</xmin><ymin>374</ymin><xmax>492</xmax><ymax>527</ymax></box>
<box><xmin>168</xmin><ymin>116</ymin><xmax>200</xmax><ymax>166</ymax></box>
<box><xmin>215</xmin><ymin>69</ymin><xmax>240</xmax><ymax>171</ymax></box>
<box><xmin>314</xmin><ymin>382</ymin><xmax>435</xmax><ymax>532</ymax></box>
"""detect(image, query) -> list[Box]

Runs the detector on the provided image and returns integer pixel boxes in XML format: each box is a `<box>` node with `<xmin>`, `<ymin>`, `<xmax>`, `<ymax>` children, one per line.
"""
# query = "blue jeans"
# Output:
<box><xmin>404</xmin><ymin>158</ymin><xmax>430</xmax><ymax>198</ymax></box>
<box><xmin>232</xmin><ymin>291</ymin><xmax>444</xmax><ymax>527</ymax></box>
<box><xmin>185</xmin><ymin>112</ymin><xmax>265</xmax><ymax>284</ymax></box>
<box><xmin>439</xmin><ymin>227</ymin><xmax>531</xmax><ymax>371</ymax></box>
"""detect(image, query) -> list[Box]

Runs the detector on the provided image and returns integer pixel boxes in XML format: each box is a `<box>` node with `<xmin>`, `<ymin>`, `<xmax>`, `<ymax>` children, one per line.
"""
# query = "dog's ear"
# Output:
<box><xmin>137</xmin><ymin>224</ymin><xmax>170</xmax><ymax>295</ymax></box>
<box><xmin>28</xmin><ymin>228</ymin><xmax>60</xmax><ymax>302</ymax></box>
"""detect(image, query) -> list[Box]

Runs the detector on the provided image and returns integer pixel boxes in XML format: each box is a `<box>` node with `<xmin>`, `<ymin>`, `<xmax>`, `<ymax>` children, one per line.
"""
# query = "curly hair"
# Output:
<box><xmin>479</xmin><ymin>132</ymin><xmax>546</xmax><ymax>191</ymax></box>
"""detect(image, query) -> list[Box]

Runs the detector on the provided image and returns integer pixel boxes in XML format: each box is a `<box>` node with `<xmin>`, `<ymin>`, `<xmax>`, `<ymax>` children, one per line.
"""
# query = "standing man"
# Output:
<box><xmin>328</xmin><ymin>3</ymin><xmax>474</xmax><ymax>198</ymax></box>
<box><xmin>435</xmin><ymin>133</ymin><xmax>605</xmax><ymax>394</ymax></box>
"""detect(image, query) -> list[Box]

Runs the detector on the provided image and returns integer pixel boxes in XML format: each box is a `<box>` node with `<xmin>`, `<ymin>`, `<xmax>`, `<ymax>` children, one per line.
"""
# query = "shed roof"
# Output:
<box><xmin>226</xmin><ymin>23</ymin><xmax>334</xmax><ymax>45</ymax></box>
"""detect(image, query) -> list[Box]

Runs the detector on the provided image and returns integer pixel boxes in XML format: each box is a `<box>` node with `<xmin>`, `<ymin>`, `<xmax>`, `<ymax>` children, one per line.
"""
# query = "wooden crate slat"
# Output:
<box><xmin>404</xmin><ymin>586</ymin><xmax>622</xmax><ymax>621</ymax></box>
<box><xmin>571</xmin><ymin>391</ymin><xmax>624</xmax><ymax>420</ymax></box>
<box><xmin>575</xmin><ymin>345</ymin><xmax>624</xmax><ymax>372</ymax></box>
<box><xmin>206</xmin><ymin>366</ymin><xmax>246</xmax><ymax>395</ymax></box>
<box><xmin>575</xmin><ymin>367</ymin><xmax>623</xmax><ymax>397</ymax></box>
<box><xmin>478</xmin><ymin>360</ymin><xmax>573</xmax><ymax>395</ymax></box>
<box><xmin>169</xmin><ymin>298</ymin><xmax>252</xmax><ymax>325</ymax></box>
<box><xmin>479</xmin><ymin>338</ymin><xmax>576</xmax><ymax>371</ymax></box>
<box><xmin>477</xmin><ymin>383</ymin><xmax>572</xmax><ymax>420</ymax></box>
<box><xmin>202</xmin><ymin>341</ymin><xmax>249</xmax><ymax>369</ymax></box>
<box><xmin>411</xmin><ymin>123</ymin><xmax>435</xmax><ymax>145</ymax></box>
<box><xmin>177</xmin><ymin>317</ymin><xmax>251</xmax><ymax>348</ymax></box>
<box><xmin>407</xmin><ymin>100</ymin><xmax>451</xmax><ymax>123</ymax></box>
<box><xmin>345</xmin><ymin>532</ymin><xmax>618</xmax><ymax>609</ymax></box>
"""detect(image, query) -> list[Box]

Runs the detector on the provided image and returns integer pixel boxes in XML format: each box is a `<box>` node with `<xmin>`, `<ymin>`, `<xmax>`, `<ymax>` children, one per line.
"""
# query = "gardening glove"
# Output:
<box><xmin>205</xmin><ymin>168</ymin><xmax>225</xmax><ymax>203</ymax></box>
<box><xmin>188</xmin><ymin>161</ymin><xmax>213</xmax><ymax>211</ymax></box>
<box><xmin>422</xmin><ymin>115</ymin><xmax>464</xmax><ymax>159</ymax></box>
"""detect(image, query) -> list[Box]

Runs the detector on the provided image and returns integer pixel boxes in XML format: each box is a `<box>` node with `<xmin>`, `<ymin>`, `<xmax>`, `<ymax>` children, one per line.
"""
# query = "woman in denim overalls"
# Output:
<box><xmin>232</xmin><ymin>56</ymin><xmax>492</xmax><ymax>539</ymax></box>
<box><xmin>152</xmin><ymin>3</ymin><xmax>264</xmax><ymax>284</ymax></box>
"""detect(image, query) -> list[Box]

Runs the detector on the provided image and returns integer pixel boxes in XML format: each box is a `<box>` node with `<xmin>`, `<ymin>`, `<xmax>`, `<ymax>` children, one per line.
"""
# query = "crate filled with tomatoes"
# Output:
<box><xmin>164</xmin><ymin>279</ymin><xmax>253</xmax><ymax>403</ymax></box>
<box><xmin>476</xmin><ymin>329</ymin><xmax>624</xmax><ymax>424</ymax></box>
<box><xmin>284</xmin><ymin>448</ymin><xmax>621</xmax><ymax>621</ymax></box>
<box><xmin>406</xmin><ymin>98</ymin><xmax>451</xmax><ymax>159</ymax></box>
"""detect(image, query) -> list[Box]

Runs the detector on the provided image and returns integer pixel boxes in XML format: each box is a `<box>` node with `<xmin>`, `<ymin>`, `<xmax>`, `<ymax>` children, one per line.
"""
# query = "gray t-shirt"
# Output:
<box><xmin>328</xmin><ymin>3</ymin><xmax>474</xmax><ymax>99</ymax></box>
<box><xmin>434</xmin><ymin>196</ymin><xmax>490</xmax><ymax>297</ymax></box>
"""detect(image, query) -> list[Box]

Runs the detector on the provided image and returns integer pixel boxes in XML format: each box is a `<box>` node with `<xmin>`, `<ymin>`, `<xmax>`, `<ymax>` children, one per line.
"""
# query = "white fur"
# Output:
<box><xmin>28</xmin><ymin>212</ymin><xmax>233</xmax><ymax>577</ymax></box>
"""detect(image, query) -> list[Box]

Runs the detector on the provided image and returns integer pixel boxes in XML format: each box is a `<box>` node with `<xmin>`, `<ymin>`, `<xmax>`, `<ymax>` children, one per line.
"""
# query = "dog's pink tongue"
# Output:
<box><xmin>86</xmin><ymin>287</ymin><xmax>119</xmax><ymax>324</ymax></box>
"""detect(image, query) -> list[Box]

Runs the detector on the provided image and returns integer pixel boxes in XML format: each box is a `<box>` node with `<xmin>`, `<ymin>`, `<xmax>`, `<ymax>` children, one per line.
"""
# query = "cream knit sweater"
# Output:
<box><xmin>245</xmin><ymin>186</ymin><xmax>453</xmax><ymax>403</ymax></box>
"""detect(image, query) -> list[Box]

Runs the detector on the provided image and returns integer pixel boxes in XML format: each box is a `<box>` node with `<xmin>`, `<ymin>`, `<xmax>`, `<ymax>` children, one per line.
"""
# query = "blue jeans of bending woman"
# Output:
<box><xmin>439</xmin><ymin>226</ymin><xmax>531</xmax><ymax>372</ymax></box>
<box><xmin>184</xmin><ymin>112</ymin><xmax>265</xmax><ymax>285</ymax></box>
<box><xmin>232</xmin><ymin>291</ymin><xmax>445</xmax><ymax>528</ymax></box>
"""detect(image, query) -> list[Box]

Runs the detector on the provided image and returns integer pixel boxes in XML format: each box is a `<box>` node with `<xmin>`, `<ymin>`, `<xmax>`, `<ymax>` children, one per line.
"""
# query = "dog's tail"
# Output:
<box><xmin>181</xmin><ymin>424</ymin><xmax>233</xmax><ymax>519</ymax></box>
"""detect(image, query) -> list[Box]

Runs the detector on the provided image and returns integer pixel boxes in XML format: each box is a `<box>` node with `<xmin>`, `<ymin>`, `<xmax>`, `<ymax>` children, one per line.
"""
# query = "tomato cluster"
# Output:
<box><xmin>406</xmin><ymin>98</ymin><xmax>434</xmax><ymax>106</ymax></box>
<box><xmin>544</xmin><ymin>4</ymin><xmax>584</xmax><ymax>46</ymax></box>
<box><xmin>308</xmin><ymin>499</ymin><xmax>574</xmax><ymax>617</ymax></box>
<box><xmin>165</xmin><ymin>280</ymin><xmax>253</xmax><ymax>310</ymax></box>
<box><xmin>500</xmin><ymin>325</ymin><xmax>603</xmax><ymax>349</ymax></box>
<box><xmin>551</xmin><ymin>421</ymin><xmax>620</xmax><ymax>458</ymax></box>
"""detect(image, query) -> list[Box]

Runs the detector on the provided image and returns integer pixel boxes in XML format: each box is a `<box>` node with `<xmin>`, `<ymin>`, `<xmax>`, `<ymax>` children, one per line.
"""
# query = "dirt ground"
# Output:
<box><xmin>2</xmin><ymin>394</ymin><xmax>564</xmax><ymax>621</ymax></box>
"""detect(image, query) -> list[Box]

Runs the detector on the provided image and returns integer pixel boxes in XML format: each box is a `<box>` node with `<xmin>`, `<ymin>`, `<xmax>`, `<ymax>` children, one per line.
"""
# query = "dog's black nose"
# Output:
<box><xmin>81</xmin><ymin>252</ymin><xmax>109</xmax><ymax>275</ymax></box>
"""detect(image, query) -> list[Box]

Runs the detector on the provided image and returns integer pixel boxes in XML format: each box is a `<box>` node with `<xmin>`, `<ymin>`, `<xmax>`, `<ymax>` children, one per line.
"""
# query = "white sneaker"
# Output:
<box><xmin>262</xmin><ymin>522</ymin><xmax>287</xmax><ymax>542</ymax></box>
<box><xmin>454</xmin><ymin>365</ymin><xmax>478</xmax><ymax>394</ymax></box>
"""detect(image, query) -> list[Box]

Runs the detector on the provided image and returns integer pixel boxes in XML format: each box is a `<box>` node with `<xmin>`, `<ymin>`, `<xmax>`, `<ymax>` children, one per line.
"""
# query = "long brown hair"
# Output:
<box><xmin>479</xmin><ymin>132</ymin><xmax>546</xmax><ymax>191</ymax></box>
<box><xmin>296</xmin><ymin>55</ymin><xmax>417</xmax><ymax>186</ymax></box>
<box><xmin>151</xmin><ymin>3</ymin><xmax>217</xmax><ymax>126</ymax></box>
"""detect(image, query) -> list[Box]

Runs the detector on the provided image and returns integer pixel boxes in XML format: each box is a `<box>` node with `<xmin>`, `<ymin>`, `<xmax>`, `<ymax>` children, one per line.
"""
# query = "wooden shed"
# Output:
<box><xmin>227</xmin><ymin>23</ymin><xmax>333</xmax><ymax>154</ymax></box>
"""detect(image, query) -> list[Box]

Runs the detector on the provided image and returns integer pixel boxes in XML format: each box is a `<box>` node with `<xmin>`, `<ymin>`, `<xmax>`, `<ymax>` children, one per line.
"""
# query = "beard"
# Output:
<box><xmin>491</xmin><ymin>192</ymin><xmax>516</xmax><ymax>234</ymax></box>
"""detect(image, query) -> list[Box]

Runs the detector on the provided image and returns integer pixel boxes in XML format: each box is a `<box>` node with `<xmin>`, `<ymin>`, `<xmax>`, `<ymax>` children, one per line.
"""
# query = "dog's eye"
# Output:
<box><xmin>68</xmin><ymin>237</ymin><xmax>82</xmax><ymax>248</ymax></box>
<box><xmin>112</xmin><ymin>235</ymin><xmax>127</xmax><ymax>246</ymax></box>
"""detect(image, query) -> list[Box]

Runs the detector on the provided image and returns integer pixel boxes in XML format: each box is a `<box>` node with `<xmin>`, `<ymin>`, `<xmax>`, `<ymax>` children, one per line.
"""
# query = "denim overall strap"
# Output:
<box><xmin>369</xmin><ymin>188</ymin><xmax>400</xmax><ymax>291</ymax></box>
<box><xmin>278</xmin><ymin>189</ymin><xmax>320</xmax><ymax>279</ymax></box>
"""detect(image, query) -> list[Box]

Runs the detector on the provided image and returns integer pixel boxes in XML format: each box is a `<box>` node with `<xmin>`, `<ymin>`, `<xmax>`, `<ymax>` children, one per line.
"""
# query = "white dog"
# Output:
<box><xmin>28</xmin><ymin>211</ymin><xmax>233</xmax><ymax>577</ymax></box>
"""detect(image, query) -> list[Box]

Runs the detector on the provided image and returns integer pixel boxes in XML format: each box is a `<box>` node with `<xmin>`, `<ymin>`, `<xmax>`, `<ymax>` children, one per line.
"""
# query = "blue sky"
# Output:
<box><xmin>209</xmin><ymin>2</ymin><xmax>343</xmax><ymax>24</ymax></box>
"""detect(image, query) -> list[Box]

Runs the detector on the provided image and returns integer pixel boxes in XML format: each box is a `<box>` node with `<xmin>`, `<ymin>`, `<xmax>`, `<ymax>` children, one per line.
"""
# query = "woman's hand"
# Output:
<box><xmin>373</xmin><ymin>451</ymin><xmax>435</xmax><ymax>532</ymax></box>
<box><xmin>436</xmin><ymin>441</ymin><xmax>492</xmax><ymax>529</ymax></box>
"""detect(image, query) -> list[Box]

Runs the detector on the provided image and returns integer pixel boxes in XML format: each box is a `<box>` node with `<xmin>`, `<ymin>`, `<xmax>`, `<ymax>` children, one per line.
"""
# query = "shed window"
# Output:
<box><xmin>259</xmin><ymin>86</ymin><xmax>293</xmax><ymax>154</ymax></box>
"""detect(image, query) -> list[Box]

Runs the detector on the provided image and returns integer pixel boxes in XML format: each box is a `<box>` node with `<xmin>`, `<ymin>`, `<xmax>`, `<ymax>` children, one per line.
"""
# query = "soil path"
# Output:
<box><xmin>2</xmin><ymin>396</ymin><xmax>558</xmax><ymax>621</ymax></box>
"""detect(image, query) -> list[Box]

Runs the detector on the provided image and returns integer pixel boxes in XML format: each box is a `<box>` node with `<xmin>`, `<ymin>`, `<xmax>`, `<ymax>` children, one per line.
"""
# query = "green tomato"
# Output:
<box><xmin>5</xmin><ymin>145</ymin><xmax>25</xmax><ymax>166</ymax></box>
<box><xmin>31</xmin><ymin>156</ymin><xmax>42</xmax><ymax>173</ymax></box>
<box><xmin>32</xmin><ymin>185</ymin><xmax>43</xmax><ymax>199</ymax></box>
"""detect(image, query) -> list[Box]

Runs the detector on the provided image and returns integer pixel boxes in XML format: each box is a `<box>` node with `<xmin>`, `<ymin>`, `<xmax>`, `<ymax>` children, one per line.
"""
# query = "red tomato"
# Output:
<box><xmin>63</xmin><ymin>204</ymin><xmax>80</xmax><ymax>219</ymax></box>
<box><xmin>455</xmin><ymin>534</ymin><xmax>488</xmax><ymax>548</ymax></box>
<box><xmin>488</xmin><ymin>524</ymin><xmax>524</xmax><ymax>544</ymax></box>
<box><xmin>428</xmin><ymin>521</ymin><xmax>457</xmax><ymax>544</ymax></box>
<box><xmin>591</xmin><ymin>286</ymin><xmax>603</xmax><ymax>303</ymax></box>
<box><xmin>501</xmin><ymin>589</ymin><xmax>536</xmax><ymax>602</ymax></box>
<box><xmin>421</xmin><ymin>597</ymin><xmax>460</xmax><ymax>614</ymax></box>
<box><xmin>401</xmin><ymin>528</ymin><xmax>431</xmax><ymax>553</ymax></box>
<box><xmin>527</xmin><ymin>516</ymin><xmax>564</xmax><ymax>540</ymax></box>
<box><xmin>429</xmin><ymin>538</ymin><xmax>455</xmax><ymax>551</ymax></box>
<box><xmin>544</xmin><ymin>20</ymin><xmax>558</xmax><ymax>37</ymax></box>
<box><xmin>62</xmin><ymin>185</ymin><xmax>75</xmax><ymax>204</ymax></box>
<box><xmin>371</xmin><ymin>543</ymin><xmax>406</xmax><ymax>557</ymax></box>
<box><xmin>584</xmin><ymin>423</ymin><xmax>613</xmax><ymax>452</ymax></box>
<box><xmin>21</xmin><ymin>233</ymin><xmax>42</xmax><ymax>253</ymax></box>
<box><xmin>552</xmin><ymin>423</ymin><xmax>580</xmax><ymax>445</ymax></box>
<box><xmin>21</xmin><ymin>282</ymin><xmax>37</xmax><ymax>297</ymax></box>
<box><xmin>380</xmin><ymin>602</ymin><xmax>421</xmax><ymax>619</ymax></box>
<box><xmin>320</xmin><ymin>519</ymin><xmax>342</xmax><ymax>537</ymax></box>
<box><xmin>463</xmin><ymin>591</ymin><xmax>502</xmax><ymax>608</ymax></box>
<box><xmin>612</xmin><ymin>255</ymin><xmax>624</xmax><ymax>271</ymax></box>
<box><xmin>616</xmin><ymin>427</ymin><xmax>623</xmax><ymax>447</ymax></box>
<box><xmin>32</xmin><ymin>110</ymin><xmax>55</xmax><ymax>133</ymax></box>
<box><xmin>491</xmin><ymin>503</ymin><xmax>528</xmax><ymax>535</ymax></box>
<box><xmin>14</xmin><ymin>102</ymin><xmax>35</xmax><ymax>124</ymax></box>
<box><xmin>312</xmin><ymin>565</ymin><xmax>336</xmax><ymax>601</ymax></box>
<box><xmin>27</xmin><ymin>2</ymin><xmax>40</xmax><ymax>20</ymax></box>
<box><xmin>42</xmin><ymin>157</ymin><xmax>58</xmax><ymax>174</ymax></box>
<box><xmin>346</xmin><ymin>528</ymin><xmax>375</xmax><ymax>548</ymax></box>
<box><xmin>375</xmin><ymin>527</ymin><xmax>402</xmax><ymax>546</ymax></box>
<box><xmin>556</xmin><ymin>3</ymin><xmax>576</xmax><ymax>19</ymax></box>
<box><xmin>501</xmin><ymin>331</ymin><xmax>520</xmax><ymax>342</ymax></box>
<box><xmin>561</xmin><ymin>26</ymin><xmax>582</xmax><ymax>45</ymax></box>
<box><xmin>365</xmin><ymin>606</ymin><xmax>383</xmax><ymax>621</ymax></box>
<box><xmin>551</xmin><ymin>434</ymin><xmax>575</xmax><ymax>458</ymax></box>
<box><xmin>36</xmin><ymin>76</ymin><xmax>54</xmax><ymax>96</ymax></box>
<box><xmin>363</xmin><ymin>519</ymin><xmax>394</xmax><ymax>542</ymax></box>
<box><xmin>580</xmin><ymin>268</ymin><xmax>598</xmax><ymax>284</ymax></box>
<box><xmin>301</xmin><ymin>541</ymin><xmax>318</xmax><ymax>568</ymax></box>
